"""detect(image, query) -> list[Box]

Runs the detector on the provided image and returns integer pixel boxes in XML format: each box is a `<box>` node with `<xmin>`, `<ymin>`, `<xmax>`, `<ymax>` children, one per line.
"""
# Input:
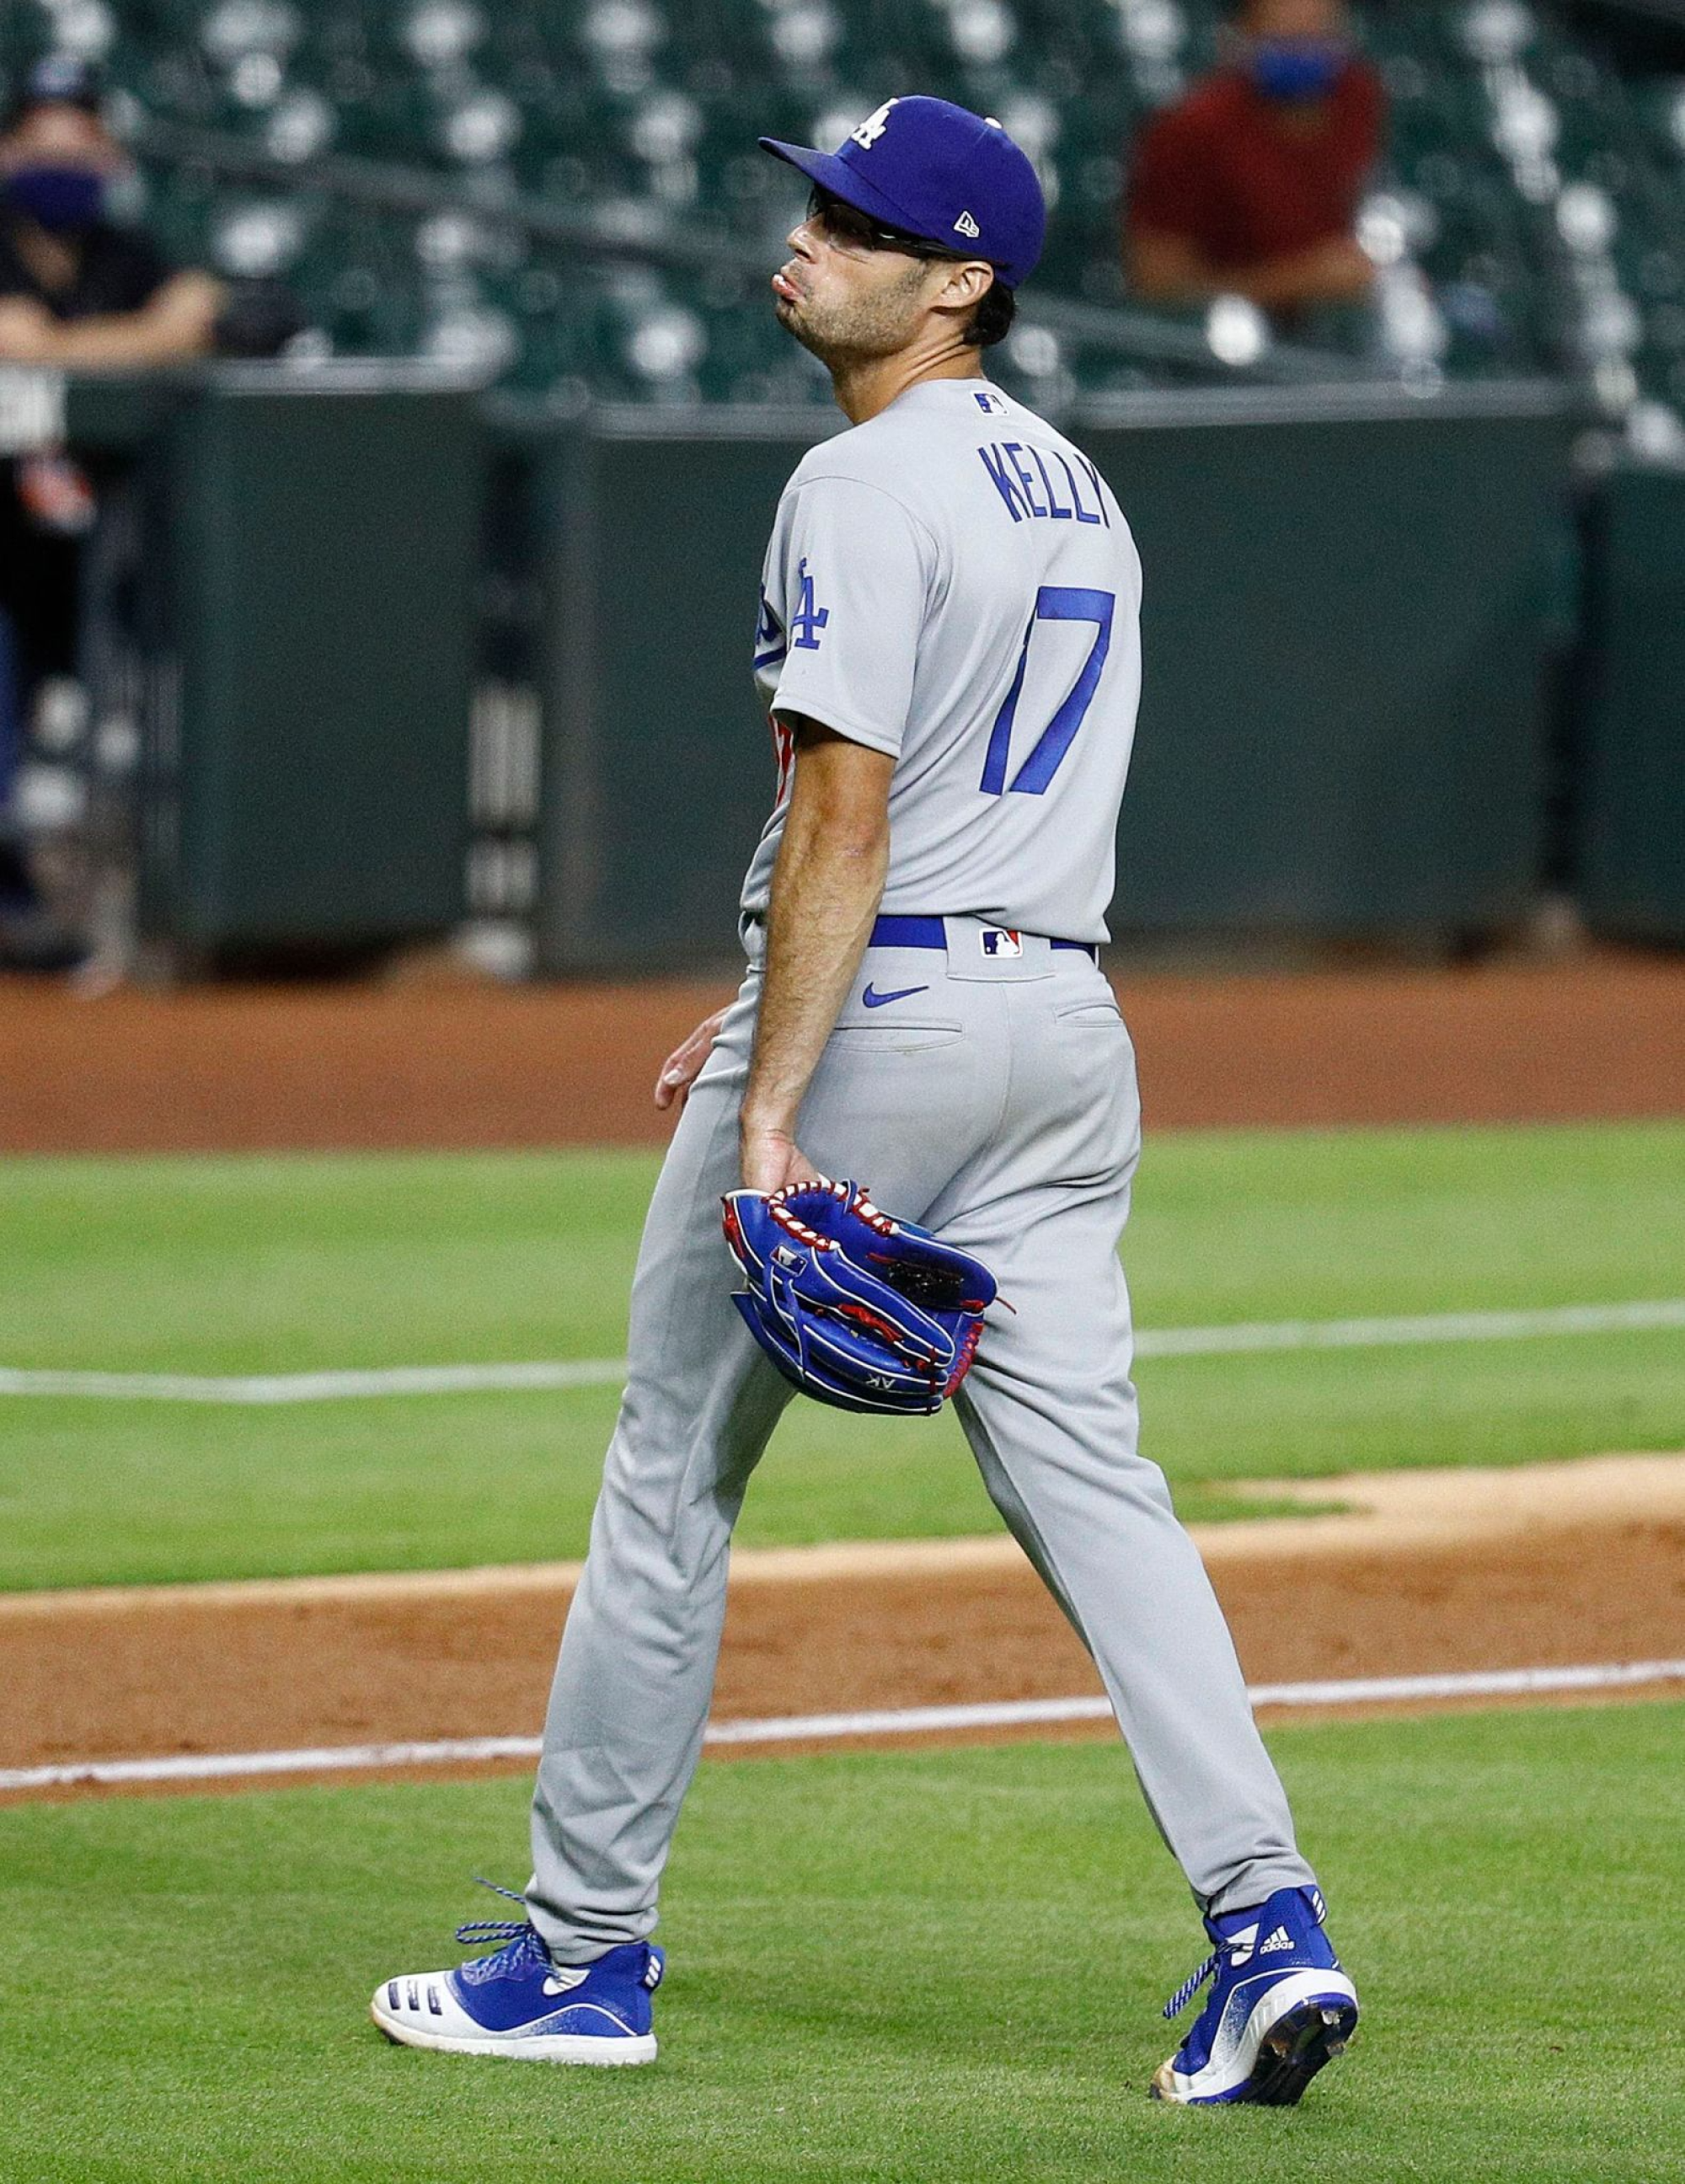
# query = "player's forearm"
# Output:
<box><xmin>741</xmin><ymin>813</ymin><xmax>887</xmax><ymax>1142</ymax></box>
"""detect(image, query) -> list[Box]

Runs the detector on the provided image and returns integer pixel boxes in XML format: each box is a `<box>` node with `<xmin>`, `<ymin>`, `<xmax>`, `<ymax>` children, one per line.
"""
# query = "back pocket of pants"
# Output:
<box><xmin>827</xmin><ymin>1020</ymin><xmax>965</xmax><ymax>1054</ymax></box>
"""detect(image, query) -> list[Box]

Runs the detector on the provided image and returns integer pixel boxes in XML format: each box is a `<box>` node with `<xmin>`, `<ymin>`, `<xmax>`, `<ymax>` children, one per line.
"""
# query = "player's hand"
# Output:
<box><xmin>654</xmin><ymin>1008</ymin><xmax>730</xmax><ymax>1111</ymax></box>
<box><xmin>739</xmin><ymin>1121</ymin><xmax>822</xmax><ymax>1196</ymax></box>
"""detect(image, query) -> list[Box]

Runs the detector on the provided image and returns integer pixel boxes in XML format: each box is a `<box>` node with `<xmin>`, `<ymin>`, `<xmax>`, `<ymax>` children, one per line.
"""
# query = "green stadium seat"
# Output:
<box><xmin>3</xmin><ymin>0</ymin><xmax>1656</xmax><ymax>415</ymax></box>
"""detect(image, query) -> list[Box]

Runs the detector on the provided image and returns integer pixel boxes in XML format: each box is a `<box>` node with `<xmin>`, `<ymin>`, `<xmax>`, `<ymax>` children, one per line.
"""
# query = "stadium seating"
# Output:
<box><xmin>8</xmin><ymin>0</ymin><xmax>1685</xmax><ymax>427</ymax></box>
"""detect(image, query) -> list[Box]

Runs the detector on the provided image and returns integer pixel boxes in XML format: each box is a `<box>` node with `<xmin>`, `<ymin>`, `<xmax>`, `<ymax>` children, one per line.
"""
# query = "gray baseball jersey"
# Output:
<box><xmin>742</xmin><ymin>378</ymin><xmax>1143</xmax><ymax>944</ymax></box>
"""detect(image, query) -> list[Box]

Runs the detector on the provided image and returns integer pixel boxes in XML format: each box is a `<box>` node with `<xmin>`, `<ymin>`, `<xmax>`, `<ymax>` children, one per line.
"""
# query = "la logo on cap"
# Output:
<box><xmin>851</xmin><ymin>99</ymin><xmax>897</xmax><ymax>149</ymax></box>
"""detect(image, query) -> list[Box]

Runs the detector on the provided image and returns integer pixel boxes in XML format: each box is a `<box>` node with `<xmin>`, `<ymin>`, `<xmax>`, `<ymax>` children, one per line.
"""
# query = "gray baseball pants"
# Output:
<box><xmin>527</xmin><ymin>919</ymin><xmax>1314</xmax><ymax>1960</ymax></box>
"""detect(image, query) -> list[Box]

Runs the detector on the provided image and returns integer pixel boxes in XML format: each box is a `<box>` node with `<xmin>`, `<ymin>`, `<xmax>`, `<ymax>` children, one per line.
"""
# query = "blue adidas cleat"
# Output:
<box><xmin>371</xmin><ymin>1883</ymin><xmax>663</xmax><ymax>2064</ymax></box>
<box><xmin>1152</xmin><ymin>1885</ymin><xmax>1358</xmax><ymax>2106</ymax></box>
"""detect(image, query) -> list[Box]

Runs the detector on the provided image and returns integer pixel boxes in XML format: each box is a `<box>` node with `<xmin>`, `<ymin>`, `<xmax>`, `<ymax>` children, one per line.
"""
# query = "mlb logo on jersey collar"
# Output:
<box><xmin>981</xmin><ymin>927</ymin><xmax>1023</xmax><ymax>957</ymax></box>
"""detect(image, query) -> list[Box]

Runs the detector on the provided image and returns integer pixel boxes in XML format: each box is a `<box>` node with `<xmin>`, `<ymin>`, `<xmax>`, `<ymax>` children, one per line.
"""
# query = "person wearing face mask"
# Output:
<box><xmin>1123</xmin><ymin>0</ymin><xmax>1383</xmax><ymax>324</ymax></box>
<box><xmin>0</xmin><ymin>55</ymin><xmax>222</xmax><ymax>965</ymax></box>
<box><xmin>0</xmin><ymin>56</ymin><xmax>222</xmax><ymax>367</ymax></box>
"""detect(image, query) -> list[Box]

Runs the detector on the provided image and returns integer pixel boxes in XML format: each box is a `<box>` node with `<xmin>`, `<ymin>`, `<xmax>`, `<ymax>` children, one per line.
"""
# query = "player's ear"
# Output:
<box><xmin>931</xmin><ymin>258</ymin><xmax>996</xmax><ymax>321</ymax></box>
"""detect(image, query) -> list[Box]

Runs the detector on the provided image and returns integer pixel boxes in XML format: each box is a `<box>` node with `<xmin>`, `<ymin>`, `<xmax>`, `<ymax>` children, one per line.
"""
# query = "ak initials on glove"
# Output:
<box><xmin>720</xmin><ymin>1177</ymin><xmax>997</xmax><ymax>1416</ymax></box>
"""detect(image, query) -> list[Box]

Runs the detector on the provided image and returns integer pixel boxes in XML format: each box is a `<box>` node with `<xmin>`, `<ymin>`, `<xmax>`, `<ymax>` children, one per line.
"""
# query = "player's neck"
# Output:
<box><xmin>828</xmin><ymin>345</ymin><xmax>987</xmax><ymax>427</ymax></box>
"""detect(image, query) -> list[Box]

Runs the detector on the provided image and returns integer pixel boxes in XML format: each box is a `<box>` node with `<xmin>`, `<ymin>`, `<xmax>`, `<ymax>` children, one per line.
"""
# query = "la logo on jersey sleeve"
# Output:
<box><xmin>789</xmin><ymin>556</ymin><xmax>830</xmax><ymax>651</ymax></box>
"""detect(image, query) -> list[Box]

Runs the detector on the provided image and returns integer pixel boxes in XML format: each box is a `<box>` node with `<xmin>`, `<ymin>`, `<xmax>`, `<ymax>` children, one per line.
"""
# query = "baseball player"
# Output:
<box><xmin>373</xmin><ymin>97</ymin><xmax>1359</xmax><ymax>2106</ymax></box>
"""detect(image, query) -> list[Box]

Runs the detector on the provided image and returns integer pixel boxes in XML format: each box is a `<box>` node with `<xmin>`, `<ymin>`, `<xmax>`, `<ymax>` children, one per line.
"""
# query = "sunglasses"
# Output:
<box><xmin>804</xmin><ymin>185</ymin><xmax>974</xmax><ymax>264</ymax></box>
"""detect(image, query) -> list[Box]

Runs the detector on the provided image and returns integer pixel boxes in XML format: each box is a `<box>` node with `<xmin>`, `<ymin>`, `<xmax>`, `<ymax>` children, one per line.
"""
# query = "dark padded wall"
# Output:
<box><xmin>138</xmin><ymin>379</ymin><xmax>479</xmax><ymax>953</ymax></box>
<box><xmin>1577</xmin><ymin>467</ymin><xmax>1685</xmax><ymax>945</ymax></box>
<box><xmin>534</xmin><ymin>422</ymin><xmax>826</xmax><ymax>973</ymax></box>
<box><xmin>1097</xmin><ymin>409</ymin><xmax>1567</xmax><ymax>936</ymax></box>
<box><xmin>532</xmin><ymin>396</ymin><xmax>1570</xmax><ymax>972</ymax></box>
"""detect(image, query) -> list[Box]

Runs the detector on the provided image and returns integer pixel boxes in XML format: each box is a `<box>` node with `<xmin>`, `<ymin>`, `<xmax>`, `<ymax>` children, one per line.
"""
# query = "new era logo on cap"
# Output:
<box><xmin>954</xmin><ymin>209</ymin><xmax>981</xmax><ymax>238</ymax></box>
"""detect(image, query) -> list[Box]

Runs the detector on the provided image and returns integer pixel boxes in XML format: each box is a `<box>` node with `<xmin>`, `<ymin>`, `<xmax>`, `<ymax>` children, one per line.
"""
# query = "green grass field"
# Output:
<box><xmin>5</xmin><ymin>1703</ymin><xmax>1679</xmax><ymax>2181</ymax></box>
<box><xmin>6</xmin><ymin>1122</ymin><xmax>1682</xmax><ymax>2179</ymax></box>
<box><xmin>3</xmin><ymin>1120</ymin><xmax>1684</xmax><ymax>1587</ymax></box>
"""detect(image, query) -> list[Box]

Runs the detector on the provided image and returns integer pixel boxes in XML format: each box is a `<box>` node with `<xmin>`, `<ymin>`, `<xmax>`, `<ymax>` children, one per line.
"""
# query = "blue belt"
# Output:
<box><xmin>869</xmin><ymin>914</ymin><xmax>1098</xmax><ymax>962</ymax></box>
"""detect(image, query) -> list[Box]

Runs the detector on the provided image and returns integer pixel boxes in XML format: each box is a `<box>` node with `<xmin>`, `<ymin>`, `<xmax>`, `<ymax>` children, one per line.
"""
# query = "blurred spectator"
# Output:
<box><xmin>1124</xmin><ymin>0</ymin><xmax>1383</xmax><ymax>324</ymax></box>
<box><xmin>0</xmin><ymin>56</ymin><xmax>222</xmax><ymax>965</ymax></box>
<box><xmin>0</xmin><ymin>58</ymin><xmax>222</xmax><ymax>367</ymax></box>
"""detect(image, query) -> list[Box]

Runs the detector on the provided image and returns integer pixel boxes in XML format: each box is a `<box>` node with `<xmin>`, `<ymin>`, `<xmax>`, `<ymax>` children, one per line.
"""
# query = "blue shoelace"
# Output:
<box><xmin>454</xmin><ymin>1876</ymin><xmax>544</xmax><ymax>1957</ymax></box>
<box><xmin>1162</xmin><ymin>1950</ymin><xmax>1220</xmax><ymax>2021</ymax></box>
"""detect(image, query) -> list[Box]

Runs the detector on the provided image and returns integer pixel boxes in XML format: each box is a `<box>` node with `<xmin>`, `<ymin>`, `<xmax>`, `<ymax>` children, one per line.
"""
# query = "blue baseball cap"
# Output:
<box><xmin>760</xmin><ymin>95</ymin><xmax>1045</xmax><ymax>290</ymax></box>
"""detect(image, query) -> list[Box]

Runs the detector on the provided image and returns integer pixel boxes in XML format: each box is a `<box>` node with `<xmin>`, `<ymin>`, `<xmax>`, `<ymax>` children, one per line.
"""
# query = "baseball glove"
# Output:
<box><xmin>720</xmin><ymin>1176</ymin><xmax>997</xmax><ymax>1416</ymax></box>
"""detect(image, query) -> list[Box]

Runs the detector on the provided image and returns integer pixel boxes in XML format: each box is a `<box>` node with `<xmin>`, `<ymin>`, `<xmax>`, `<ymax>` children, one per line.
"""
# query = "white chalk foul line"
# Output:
<box><xmin>0</xmin><ymin>1359</ymin><xmax>628</xmax><ymax>1404</ymax></box>
<box><xmin>1138</xmin><ymin>1297</ymin><xmax>1685</xmax><ymax>1358</ymax></box>
<box><xmin>4</xmin><ymin>1658</ymin><xmax>1683</xmax><ymax>1794</ymax></box>
<box><xmin>3</xmin><ymin>1298</ymin><xmax>1683</xmax><ymax>1405</ymax></box>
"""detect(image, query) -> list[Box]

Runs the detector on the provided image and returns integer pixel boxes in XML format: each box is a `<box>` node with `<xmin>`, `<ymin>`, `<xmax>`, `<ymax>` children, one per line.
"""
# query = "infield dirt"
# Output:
<box><xmin>4</xmin><ymin>1454</ymin><xmax>1682</xmax><ymax>1797</ymax></box>
<box><xmin>5</xmin><ymin>945</ymin><xmax>1685</xmax><ymax>1153</ymax></box>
